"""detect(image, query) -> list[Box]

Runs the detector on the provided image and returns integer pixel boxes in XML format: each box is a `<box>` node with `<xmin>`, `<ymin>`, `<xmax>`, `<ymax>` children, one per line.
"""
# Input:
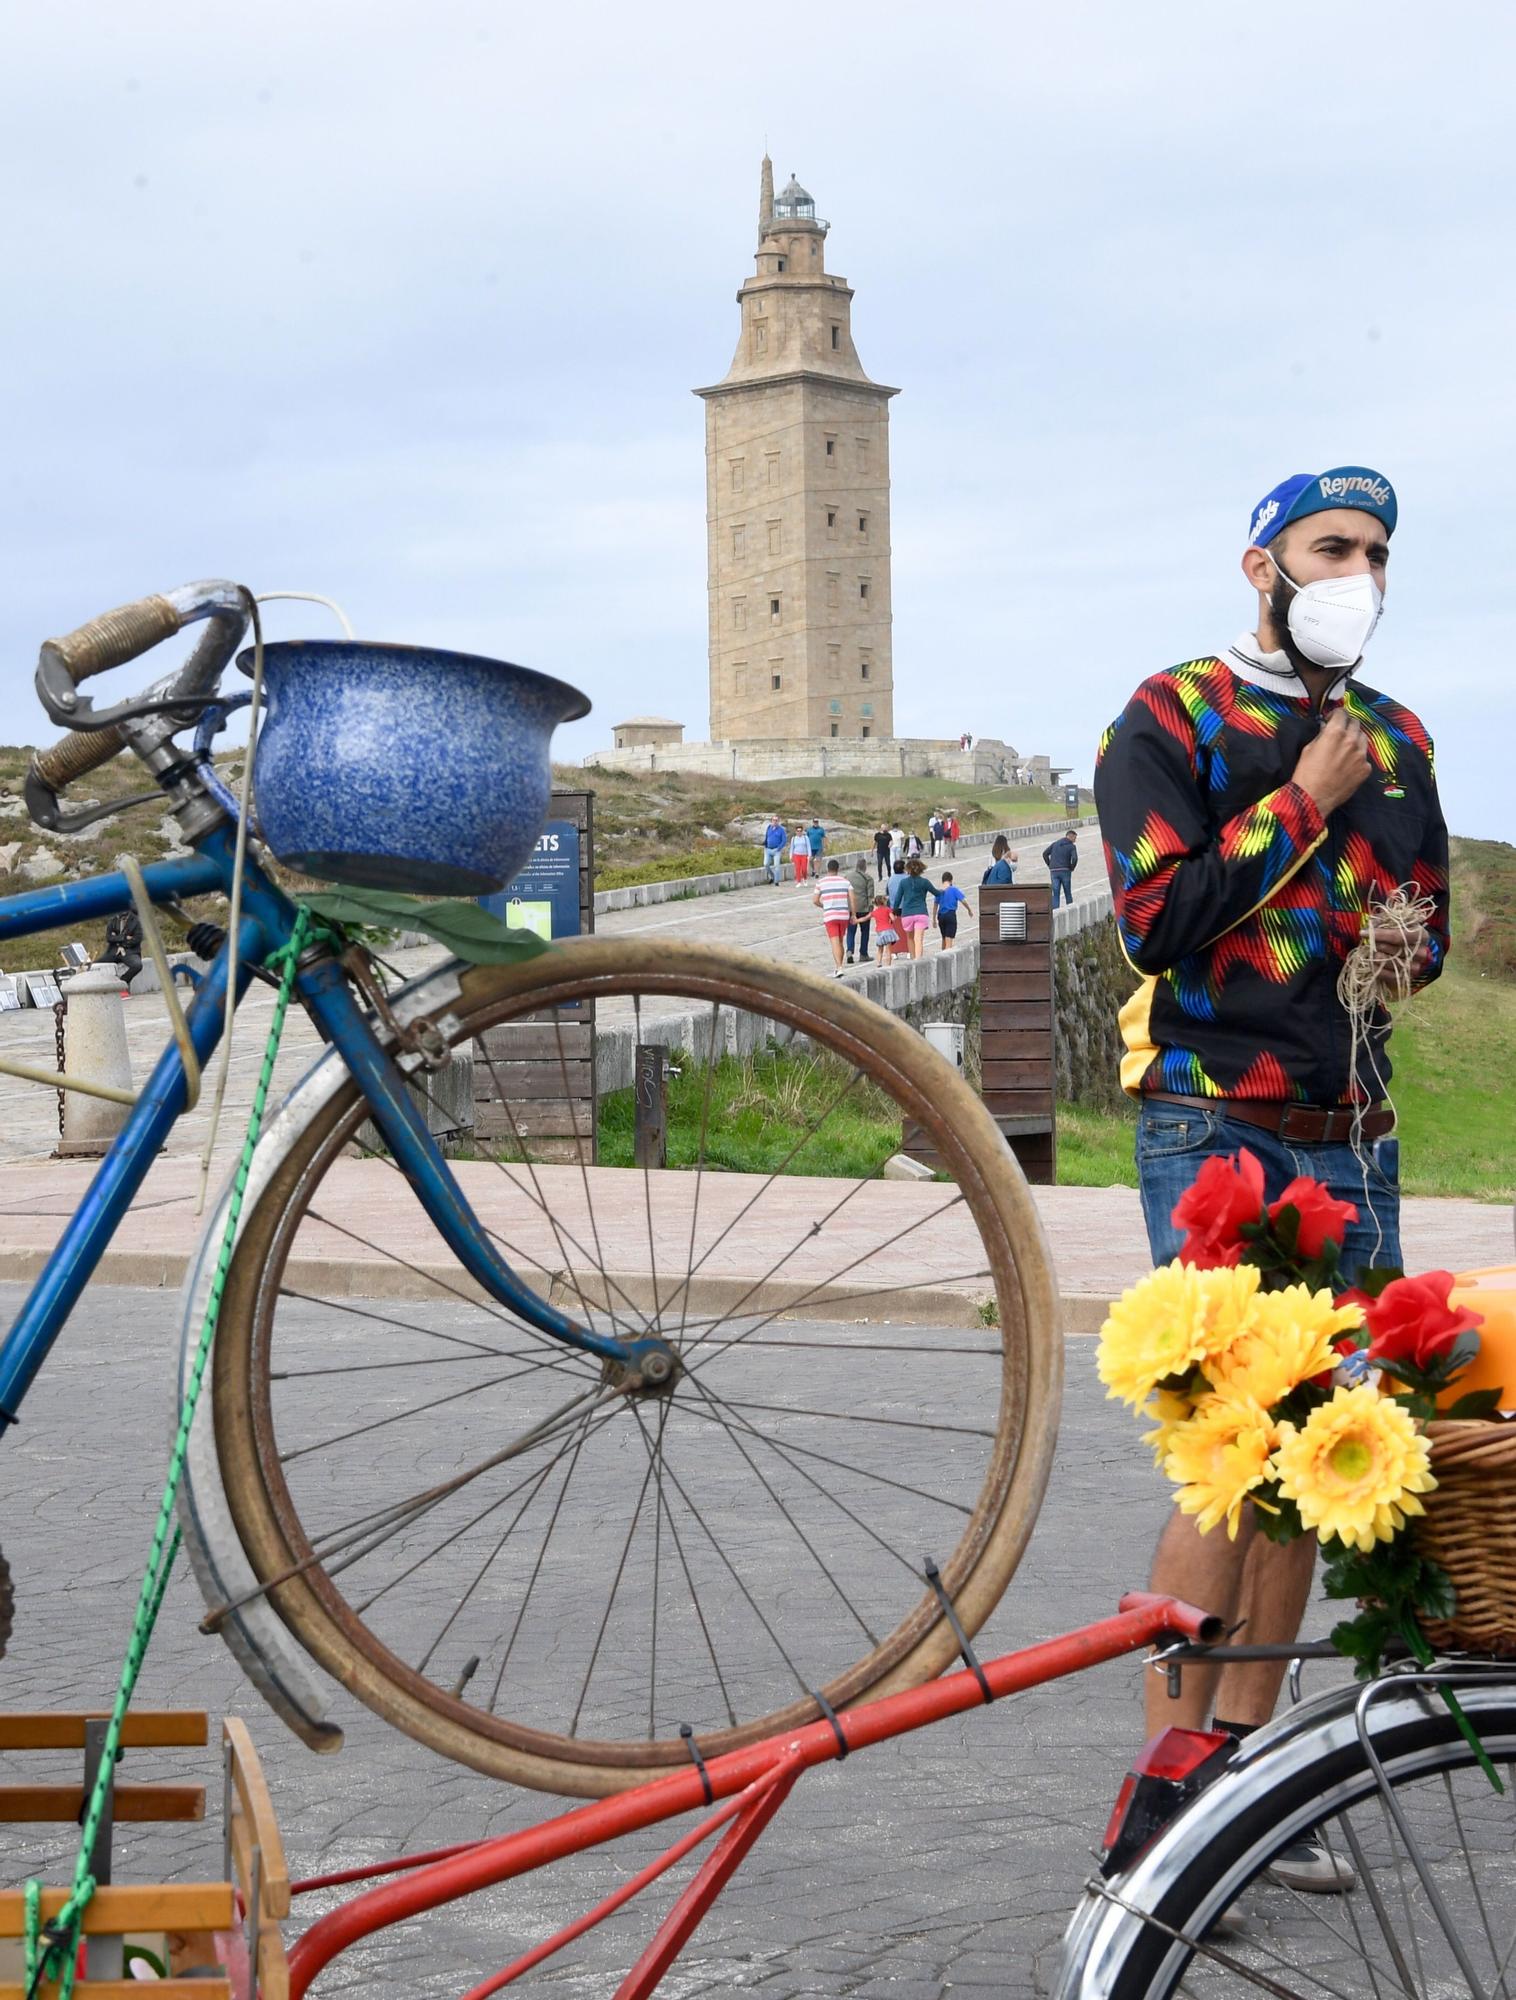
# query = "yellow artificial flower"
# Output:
<box><xmin>1163</xmin><ymin>1393</ymin><xmax>1280</xmax><ymax>1539</ymax></box>
<box><xmin>1271</xmin><ymin>1383</ymin><xmax>1436</xmax><ymax>1551</ymax></box>
<box><xmin>1209</xmin><ymin>1285</ymin><xmax>1366</xmax><ymax>1409</ymax></box>
<box><xmin>1141</xmin><ymin>1387</ymin><xmax>1196</xmax><ymax>1468</ymax></box>
<box><xmin>1098</xmin><ymin>1261</ymin><xmax>1263</xmax><ymax>1410</ymax></box>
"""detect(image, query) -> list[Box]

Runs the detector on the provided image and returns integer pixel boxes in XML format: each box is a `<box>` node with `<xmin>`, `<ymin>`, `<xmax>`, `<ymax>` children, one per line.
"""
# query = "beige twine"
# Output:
<box><xmin>1336</xmin><ymin>884</ymin><xmax>1437</xmax><ymax>1264</ymax></box>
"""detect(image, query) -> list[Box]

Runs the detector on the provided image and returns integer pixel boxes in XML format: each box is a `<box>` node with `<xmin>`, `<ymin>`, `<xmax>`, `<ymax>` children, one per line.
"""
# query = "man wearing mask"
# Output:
<box><xmin>1094</xmin><ymin>467</ymin><xmax>1449</xmax><ymax>1891</ymax></box>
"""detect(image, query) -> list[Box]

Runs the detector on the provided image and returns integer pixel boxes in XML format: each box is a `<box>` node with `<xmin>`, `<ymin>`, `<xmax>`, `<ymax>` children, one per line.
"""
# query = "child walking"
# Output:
<box><xmin>935</xmin><ymin>872</ymin><xmax>973</xmax><ymax>950</ymax></box>
<box><xmin>870</xmin><ymin>893</ymin><xmax>900</xmax><ymax>965</ymax></box>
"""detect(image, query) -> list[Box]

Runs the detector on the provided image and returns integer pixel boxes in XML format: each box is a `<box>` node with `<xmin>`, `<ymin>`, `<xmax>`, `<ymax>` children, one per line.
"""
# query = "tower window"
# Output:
<box><xmin>767</xmin><ymin>520</ymin><xmax>781</xmax><ymax>555</ymax></box>
<box><xmin>826</xmin><ymin>572</ymin><xmax>840</xmax><ymax>609</ymax></box>
<box><xmin>769</xmin><ymin>596</ymin><xmax>781</xmax><ymax>622</ymax></box>
<box><xmin>856</xmin><ymin>436</ymin><xmax>870</xmax><ymax>469</ymax></box>
<box><xmin>732</xmin><ymin>524</ymin><xmax>745</xmax><ymax>558</ymax></box>
<box><xmin>826</xmin><ymin>509</ymin><xmax>837</xmax><ymax>535</ymax></box>
<box><xmin>859</xmin><ymin>580</ymin><xmax>870</xmax><ymax>602</ymax></box>
<box><xmin>771</xmin><ymin>672</ymin><xmax>782</xmax><ymax>691</ymax></box>
<box><xmin>810</xmin><ymin>239</ymin><xmax>818</xmax><ymax>260</ymax></box>
<box><xmin>861</xmin><ymin>725</ymin><xmax>870</xmax><ymax>738</ymax></box>
<box><xmin>732</xmin><ymin>596</ymin><xmax>747</xmax><ymax>631</ymax></box>
<box><xmin>777</xmin><ymin>257</ymin><xmax>786</xmax><ymax>272</ymax></box>
<box><xmin>860</xmin><ymin>661</ymin><xmax>870</xmax><ymax>680</ymax></box>
<box><xmin>827</xmin><ymin>644</ymin><xmax>840</xmax><ymax>679</ymax></box>
<box><xmin>830</xmin><ymin>325</ymin><xmax>841</xmax><ymax>350</ymax></box>
<box><xmin>830</xmin><ymin>723</ymin><xmax>839</xmax><ymax>738</ymax></box>
<box><xmin>754</xmin><ymin>322</ymin><xmax>768</xmax><ymax>355</ymax></box>
<box><xmin>858</xmin><ymin>513</ymin><xmax>869</xmax><ymax>537</ymax></box>
<box><xmin>825</xmin><ymin>437</ymin><xmax>836</xmax><ymax>460</ymax></box>
<box><xmin>729</xmin><ymin>459</ymin><xmax>744</xmax><ymax>494</ymax></box>
<box><xmin>734</xmin><ymin>661</ymin><xmax>749</xmax><ymax>696</ymax></box>
<box><xmin>766</xmin><ymin>452</ymin><xmax>780</xmax><ymax>487</ymax></box>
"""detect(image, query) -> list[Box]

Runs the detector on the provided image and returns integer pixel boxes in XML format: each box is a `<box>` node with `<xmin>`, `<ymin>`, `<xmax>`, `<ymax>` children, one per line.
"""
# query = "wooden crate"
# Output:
<box><xmin>0</xmin><ymin>1711</ymin><xmax>286</xmax><ymax>1997</ymax></box>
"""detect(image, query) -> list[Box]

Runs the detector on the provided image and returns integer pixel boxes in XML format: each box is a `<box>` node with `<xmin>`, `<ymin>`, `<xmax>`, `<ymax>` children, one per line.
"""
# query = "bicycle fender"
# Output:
<box><xmin>173</xmin><ymin>954</ymin><xmax>471</xmax><ymax>1752</ymax></box>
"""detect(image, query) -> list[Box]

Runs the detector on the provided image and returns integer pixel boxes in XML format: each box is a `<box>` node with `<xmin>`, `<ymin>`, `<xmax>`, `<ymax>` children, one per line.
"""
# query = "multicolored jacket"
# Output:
<box><xmin>1093</xmin><ymin>642</ymin><xmax>1449</xmax><ymax>1105</ymax></box>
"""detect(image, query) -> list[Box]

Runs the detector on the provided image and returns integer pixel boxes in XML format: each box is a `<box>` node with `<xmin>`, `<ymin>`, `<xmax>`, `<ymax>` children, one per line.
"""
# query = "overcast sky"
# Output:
<box><xmin>5</xmin><ymin>1</ymin><xmax>1514</xmax><ymax>838</ymax></box>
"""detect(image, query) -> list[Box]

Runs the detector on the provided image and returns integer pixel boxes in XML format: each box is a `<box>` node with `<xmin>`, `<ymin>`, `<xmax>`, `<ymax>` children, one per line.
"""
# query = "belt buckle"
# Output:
<box><xmin>1278</xmin><ymin>1106</ymin><xmax>1321</xmax><ymax>1144</ymax></box>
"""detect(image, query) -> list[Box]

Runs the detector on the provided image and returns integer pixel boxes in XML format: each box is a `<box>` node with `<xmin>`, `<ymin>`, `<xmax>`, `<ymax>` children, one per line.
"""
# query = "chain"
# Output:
<box><xmin>53</xmin><ymin>998</ymin><xmax>67</xmax><ymax>1141</ymax></box>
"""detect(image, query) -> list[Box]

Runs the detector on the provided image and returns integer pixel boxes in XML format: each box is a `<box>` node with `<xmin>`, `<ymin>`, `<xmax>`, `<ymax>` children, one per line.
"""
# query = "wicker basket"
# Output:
<box><xmin>1412</xmin><ymin>1419</ymin><xmax>1516</xmax><ymax>1657</ymax></box>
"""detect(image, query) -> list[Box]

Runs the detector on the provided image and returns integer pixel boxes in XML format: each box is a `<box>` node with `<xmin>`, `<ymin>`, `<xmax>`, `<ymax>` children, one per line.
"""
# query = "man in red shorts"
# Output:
<box><xmin>813</xmin><ymin>859</ymin><xmax>857</xmax><ymax>978</ymax></box>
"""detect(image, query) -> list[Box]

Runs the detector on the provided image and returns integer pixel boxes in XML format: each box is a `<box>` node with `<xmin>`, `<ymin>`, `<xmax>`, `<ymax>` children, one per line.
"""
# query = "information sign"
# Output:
<box><xmin>480</xmin><ymin>821</ymin><xmax>582</xmax><ymax>941</ymax></box>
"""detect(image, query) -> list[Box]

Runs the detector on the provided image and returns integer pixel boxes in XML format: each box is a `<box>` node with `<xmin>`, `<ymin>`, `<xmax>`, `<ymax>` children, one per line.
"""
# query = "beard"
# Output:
<box><xmin>1265</xmin><ymin>573</ymin><xmax>1317</xmax><ymax>679</ymax></box>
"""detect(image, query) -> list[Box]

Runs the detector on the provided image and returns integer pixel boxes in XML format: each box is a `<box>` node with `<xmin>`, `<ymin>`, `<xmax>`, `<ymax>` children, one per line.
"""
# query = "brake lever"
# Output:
<box><xmin>23</xmin><ymin>771</ymin><xmax>163</xmax><ymax>835</ymax></box>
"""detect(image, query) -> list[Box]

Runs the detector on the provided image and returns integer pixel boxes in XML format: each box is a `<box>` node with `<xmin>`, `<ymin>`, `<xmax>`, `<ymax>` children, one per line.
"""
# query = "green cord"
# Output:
<box><xmin>24</xmin><ymin>907</ymin><xmax>314</xmax><ymax>1998</ymax></box>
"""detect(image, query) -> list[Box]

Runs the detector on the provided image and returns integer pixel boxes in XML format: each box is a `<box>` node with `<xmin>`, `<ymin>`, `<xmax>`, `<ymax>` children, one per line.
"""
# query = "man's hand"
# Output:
<box><xmin>1372</xmin><ymin>922</ymin><xmax>1432</xmax><ymax>1000</ymax></box>
<box><xmin>1293</xmin><ymin>709</ymin><xmax>1372</xmax><ymax>817</ymax></box>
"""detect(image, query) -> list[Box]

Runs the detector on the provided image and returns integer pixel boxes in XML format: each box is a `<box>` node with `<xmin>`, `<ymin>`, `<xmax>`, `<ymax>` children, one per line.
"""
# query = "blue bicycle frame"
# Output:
<box><xmin>0</xmin><ymin>823</ymin><xmax>662</xmax><ymax>1435</ymax></box>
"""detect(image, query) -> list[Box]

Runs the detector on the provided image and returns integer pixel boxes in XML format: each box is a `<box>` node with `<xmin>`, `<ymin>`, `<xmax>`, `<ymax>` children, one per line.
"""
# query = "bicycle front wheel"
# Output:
<box><xmin>211</xmin><ymin>938</ymin><xmax>1061</xmax><ymax>1795</ymax></box>
<box><xmin>1064</xmin><ymin>1678</ymin><xmax>1516</xmax><ymax>1999</ymax></box>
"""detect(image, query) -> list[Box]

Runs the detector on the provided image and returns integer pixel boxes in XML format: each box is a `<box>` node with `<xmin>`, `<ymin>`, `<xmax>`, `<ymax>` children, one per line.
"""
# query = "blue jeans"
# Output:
<box><xmin>1135</xmin><ymin>1099</ymin><xmax>1401</xmax><ymax>1286</ymax></box>
<box><xmin>846</xmin><ymin>917</ymin><xmax>872</xmax><ymax>959</ymax></box>
<box><xmin>763</xmin><ymin>847</ymin><xmax>784</xmax><ymax>883</ymax></box>
<box><xmin>1050</xmin><ymin>869</ymin><xmax>1074</xmax><ymax>908</ymax></box>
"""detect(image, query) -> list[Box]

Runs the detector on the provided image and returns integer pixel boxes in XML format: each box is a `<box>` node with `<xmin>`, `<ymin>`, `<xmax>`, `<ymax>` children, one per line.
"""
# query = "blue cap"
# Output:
<box><xmin>1248</xmin><ymin>466</ymin><xmax>1397</xmax><ymax>547</ymax></box>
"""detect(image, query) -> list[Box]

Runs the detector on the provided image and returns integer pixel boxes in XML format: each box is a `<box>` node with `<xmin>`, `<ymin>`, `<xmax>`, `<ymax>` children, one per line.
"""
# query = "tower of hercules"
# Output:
<box><xmin>695</xmin><ymin>160</ymin><xmax>898</xmax><ymax>744</ymax></box>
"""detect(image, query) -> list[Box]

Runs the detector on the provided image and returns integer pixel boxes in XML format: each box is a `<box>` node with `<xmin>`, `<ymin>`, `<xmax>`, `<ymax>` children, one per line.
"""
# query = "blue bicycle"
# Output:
<box><xmin>0</xmin><ymin>581</ymin><xmax>1060</xmax><ymax>1798</ymax></box>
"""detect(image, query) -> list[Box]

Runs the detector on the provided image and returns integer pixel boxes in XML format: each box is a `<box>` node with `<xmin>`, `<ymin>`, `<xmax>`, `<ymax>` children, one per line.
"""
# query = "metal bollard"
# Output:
<box><xmin>57</xmin><ymin>964</ymin><xmax>134</xmax><ymax>1158</ymax></box>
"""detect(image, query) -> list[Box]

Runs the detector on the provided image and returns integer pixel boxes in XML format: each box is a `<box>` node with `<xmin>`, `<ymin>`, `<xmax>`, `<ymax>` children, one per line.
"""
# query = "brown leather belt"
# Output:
<box><xmin>1144</xmin><ymin>1092</ymin><xmax>1394</xmax><ymax>1145</ymax></box>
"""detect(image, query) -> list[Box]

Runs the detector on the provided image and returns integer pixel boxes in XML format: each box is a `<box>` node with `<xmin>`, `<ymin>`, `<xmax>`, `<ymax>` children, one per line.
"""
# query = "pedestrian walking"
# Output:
<box><xmin>873</xmin><ymin>822</ymin><xmax>892</xmax><ymax>876</ymax></box>
<box><xmin>889</xmin><ymin>823</ymin><xmax>905</xmax><ymax>870</ymax></box>
<box><xmin>1042</xmin><ymin>828</ymin><xmax>1078</xmax><ymax>909</ymax></box>
<box><xmin>845</xmin><ymin>858</ymin><xmax>873</xmax><ymax>963</ymax></box>
<box><xmin>980</xmin><ymin>834</ymin><xmax>1018</xmax><ymax>885</ymax></box>
<box><xmin>870</xmin><ymin>894</ymin><xmax>899</xmax><ymax>965</ymax></box>
<box><xmin>905</xmin><ymin>829</ymin><xmax>924</xmax><ymax>861</ymax></box>
<box><xmin>761</xmin><ymin>813</ymin><xmax>787</xmax><ymax>885</ymax></box>
<box><xmin>790</xmin><ymin>824</ymin><xmax>810</xmax><ymax>884</ymax></box>
<box><xmin>890</xmin><ymin>856</ymin><xmax>939</xmax><ymax>961</ymax></box>
<box><xmin>806</xmin><ymin>818</ymin><xmax>826</xmax><ymax>875</ymax></box>
<box><xmin>934</xmin><ymin>873</ymin><xmax>972</xmax><ymax>950</ymax></box>
<box><xmin>946</xmin><ymin>812</ymin><xmax>960</xmax><ymax>858</ymax></box>
<box><xmin>928</xmin><ymin>812</ymin><xmax>943</xmax><ymax>858</ymax></box>
<box><xmin>1094</xmin><ymin>462</ymin><xmax>1447</xmax><ymax>1888</ymax></box>
<box><xmin>812</xmin><ymin>858</ymin><xmax>856</xmax><ymax>977</ymax></box>
<box><xmin>884</xmin><ymin>850</ymin><xmax>909</xmax><ymax>918</ymax></box>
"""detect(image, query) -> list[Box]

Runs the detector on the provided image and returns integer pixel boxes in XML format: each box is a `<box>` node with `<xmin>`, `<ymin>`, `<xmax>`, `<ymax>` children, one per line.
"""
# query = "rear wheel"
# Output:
<box><xmin>1094</xmin><ymin>1689</ymin><xmax>1516</xmax><ymax>1998</ymax></box>
<box><xmin>212</xmin><ymin>937</ymin><xmax>1061</xmax><ymax>1795</ymax></box>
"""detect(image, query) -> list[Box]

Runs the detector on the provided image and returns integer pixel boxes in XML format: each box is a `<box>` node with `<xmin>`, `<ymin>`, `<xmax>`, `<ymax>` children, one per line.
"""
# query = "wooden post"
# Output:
<box><xmin>634</xmin><ymin>1044</ymin><xmax>667</xmax><ymax>1169</ymax></box>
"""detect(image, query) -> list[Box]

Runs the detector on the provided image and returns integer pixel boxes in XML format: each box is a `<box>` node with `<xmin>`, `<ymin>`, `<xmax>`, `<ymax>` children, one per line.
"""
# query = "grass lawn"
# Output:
<box><xmin>598</xmin><ymin>1049</ymin><xmax>902</xmax><ymax>1178</ymax></box>
<box><xmin>1049</xmin><ymin>963</ymin><xmax>1516</xmax><ymax>1204</ymax></box>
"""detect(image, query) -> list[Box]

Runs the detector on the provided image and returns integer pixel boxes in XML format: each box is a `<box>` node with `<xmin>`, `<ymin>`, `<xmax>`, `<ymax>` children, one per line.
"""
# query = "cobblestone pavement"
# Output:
<box><xmin>0</xmin><ymin>837</ymin><xmax>1105</xmax><ymax>1166</ymax></box>
<box><xmin>0</xmin><ymin>1283</ymin><xmax>1355</xmax><ymax>1997</ymax></box>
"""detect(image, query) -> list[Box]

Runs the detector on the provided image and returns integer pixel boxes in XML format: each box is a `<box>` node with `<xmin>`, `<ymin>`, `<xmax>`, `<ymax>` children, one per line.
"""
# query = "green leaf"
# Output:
<box><xmin>1442</xmin><ymin>1330</ymin><xmax>1482</xmax><ymax>1379</ymax></box>
<box><xmin>1271</xmin><ymin>1204</ymin><xmax>1301</xmax><ymax>1256</ymax></box>
<box><xmin>1251</xmin><ymin>1490</ymin><xmax>1304</xmax><ymax>1543</ymax></box>
<box><xmin>1412</xmin><ymin>1561</ymin><xmax>1457</xmax><ymax>1623</ymax></box>
<box><xmin>1352</xmin><ymin>1264</ymin><xmax>1404</xmax><ymax>1300</ymax></box>
<box><xmin>303</xmin><ymin>890</ymin><xmax>549</xmax><ymax>966</ymax></box>
<box><xmin>1445</xmin><ymin>1387</ymin><xmax>1505</xmax><ymax>1421</ymax></box>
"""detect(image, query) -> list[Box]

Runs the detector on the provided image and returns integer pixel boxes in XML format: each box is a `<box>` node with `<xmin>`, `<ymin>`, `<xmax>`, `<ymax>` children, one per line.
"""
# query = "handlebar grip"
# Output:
<box><xmin>30</xmin><ymin>724</ymin><xmax>128</xmax><ymax>791</ymax></box>
<box><xmin>40</xmin><ymin>594</ymin><xmax>182</xmax><ymax>685</ymax></box>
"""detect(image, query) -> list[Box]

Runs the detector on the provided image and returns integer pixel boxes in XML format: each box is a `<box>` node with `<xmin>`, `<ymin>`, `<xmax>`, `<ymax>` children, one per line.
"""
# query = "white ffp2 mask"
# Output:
<box><xmin>1268</xmin><ymin>554</ymin><xmax>1384</xmax><ymax>670</ymax></box>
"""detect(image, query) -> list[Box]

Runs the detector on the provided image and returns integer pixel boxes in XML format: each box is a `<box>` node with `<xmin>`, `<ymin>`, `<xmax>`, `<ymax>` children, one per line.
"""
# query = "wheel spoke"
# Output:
<box><xmin>674</xmin><ymin>1001</ymin><xmax>723</xmax><ymax>1350</ymax></box>
<box><xmin>716</xmin><ymin>1396</ymin><xmax>995</xmax><ymax>1441</ymax></box>
<box><xmin>488</xmin><ymin>1401</ymin><xmax>604</xmax><ymax>1715</ymax></box>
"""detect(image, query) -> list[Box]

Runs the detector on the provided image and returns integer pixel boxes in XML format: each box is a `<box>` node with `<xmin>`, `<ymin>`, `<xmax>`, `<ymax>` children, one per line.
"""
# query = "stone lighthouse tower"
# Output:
<box><xmin>695</xmin><ymin>160</ymin><xmax>898</xmax><ymax>743</ymax></box>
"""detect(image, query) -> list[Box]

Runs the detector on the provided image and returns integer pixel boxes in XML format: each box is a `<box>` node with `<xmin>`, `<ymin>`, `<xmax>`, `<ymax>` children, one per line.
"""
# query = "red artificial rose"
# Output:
<box><xmin>1360</xmin><ymin>1270</ymin><xmax>1484</xmax><ymax>1372</ymax></box>
<box><xmin>1266</xmin><ymin>1176</ymin><xmax>1358</xmax><ymax>1260</ymax></box>
<box><xmin>1172</xmin><ymin>1148</ymin><xmax>1266</xmax><ymax>1269</ymax></box>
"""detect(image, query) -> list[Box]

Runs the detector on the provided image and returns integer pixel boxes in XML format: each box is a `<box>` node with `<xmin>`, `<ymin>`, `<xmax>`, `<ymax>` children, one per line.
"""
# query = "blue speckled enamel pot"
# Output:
<box><xmin>239</xmin><ymin>641</ymin><xmax>591</xmax><ymax>896</ymax></box>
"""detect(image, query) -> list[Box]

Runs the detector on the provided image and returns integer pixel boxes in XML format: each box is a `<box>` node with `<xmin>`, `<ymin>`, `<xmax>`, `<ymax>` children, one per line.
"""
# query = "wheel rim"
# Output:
<box><xmin>214</xmin><ymin>940</ymin><xmax>1060</xmax><ymax>1792</ymax></box>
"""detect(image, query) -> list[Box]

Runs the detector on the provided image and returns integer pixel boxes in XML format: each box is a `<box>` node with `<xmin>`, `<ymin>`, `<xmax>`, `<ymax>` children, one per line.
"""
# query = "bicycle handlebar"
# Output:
<box><xmin>39</xmin><ymin>593</ymin><xmax>183</xmax><ymax>686</ymax></box>
<box><xmin>27</xmin><ymin>579</ymin><xmax>253</xmax><ymax>832</ymax></box>
<box><xmin>31</xmin><ymin>722</ymin><xmax>128</xmax><ymax>791</ymax></box>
